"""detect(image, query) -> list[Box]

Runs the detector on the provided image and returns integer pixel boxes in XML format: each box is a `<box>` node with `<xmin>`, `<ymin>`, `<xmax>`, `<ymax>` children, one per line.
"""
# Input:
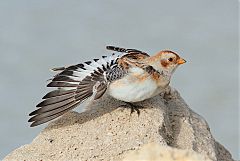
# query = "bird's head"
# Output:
<box><xmin>147</xmin><ymin>50</ymin><xmax>186</xmax><ymax>75</ymax></box>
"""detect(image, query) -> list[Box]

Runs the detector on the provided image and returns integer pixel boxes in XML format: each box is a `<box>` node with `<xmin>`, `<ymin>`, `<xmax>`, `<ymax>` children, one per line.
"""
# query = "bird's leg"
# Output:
<box><xmin>122</xmin><ymin>102</ymin><xmax>143</xmax><ymax>116</ymax></box>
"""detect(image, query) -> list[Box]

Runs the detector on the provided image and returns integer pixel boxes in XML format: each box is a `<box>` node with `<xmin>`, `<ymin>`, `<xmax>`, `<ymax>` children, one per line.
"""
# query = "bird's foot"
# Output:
<box><xmin>120</xmin><ymin>102</ymin><xmax>143</xmax><ymax>116</ymax></box>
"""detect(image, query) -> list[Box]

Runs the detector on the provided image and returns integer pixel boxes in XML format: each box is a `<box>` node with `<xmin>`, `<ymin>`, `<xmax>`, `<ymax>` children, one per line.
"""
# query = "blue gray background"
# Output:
<box><xmin>0</xmin><ymin>0</ymin><xmax>239</xmax><ymax>159</ymax></box>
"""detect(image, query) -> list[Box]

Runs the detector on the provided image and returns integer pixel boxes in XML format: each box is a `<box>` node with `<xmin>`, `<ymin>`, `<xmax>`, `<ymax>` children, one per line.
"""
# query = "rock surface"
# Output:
<box><xmin>3</xmin><ymin>89</ymin><xmax>234</xmax><ymax>161</ymax></box>
<box><xmin>123</xmin><ymin>143</ymin><xmax>212</xmax><ymax>161</ymax></box>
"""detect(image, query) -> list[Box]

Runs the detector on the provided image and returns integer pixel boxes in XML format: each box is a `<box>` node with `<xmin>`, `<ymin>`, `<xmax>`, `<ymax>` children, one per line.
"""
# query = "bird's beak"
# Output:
<box><xmin>177</xmin><ymin>58</ymin><xmax>186</xmax><ymax>65</ymax></box>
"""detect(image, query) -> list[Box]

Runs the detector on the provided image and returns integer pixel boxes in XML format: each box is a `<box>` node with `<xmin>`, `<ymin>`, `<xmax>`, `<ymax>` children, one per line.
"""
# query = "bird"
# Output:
<box><xmin>28</xmin><ymin>46</ymin><xmax>186</xmax><ymax>127</ymax></box>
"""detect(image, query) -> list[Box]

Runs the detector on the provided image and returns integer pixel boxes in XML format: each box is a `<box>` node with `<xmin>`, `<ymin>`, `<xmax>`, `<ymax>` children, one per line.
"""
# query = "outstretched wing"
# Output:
<box><xmin>28</xmin><ymin>54</ymin><xmax>123</xmax><ymax>127</ymax></box>
<box><xmin>29</xmin><ymin>46</ymin><xmax>150</xmax><ymax>127</ymax></box>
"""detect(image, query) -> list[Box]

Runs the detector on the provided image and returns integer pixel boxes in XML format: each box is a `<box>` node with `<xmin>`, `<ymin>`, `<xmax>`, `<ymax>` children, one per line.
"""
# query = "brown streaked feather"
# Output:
<box><xmin>121</xmin><ymin>53</ymin><xmax>149</xmax><ymax>60</ymax></box>
<box><xmin>143</xmin><ymin>65</ymin><xmax>162</xmax><ymax>81</ymax></box>
<box><xmin>151</xmin><ymin>71</ymin><xmax>161</xmax><ymax>82</ymax></box>
<box><xmin>112</xmin><ymin>46</ymin><xmax>150</xmax><ymax>69</ymax></box>
<box><xmin>94</xmin><ymin>82</ymin><xmax>108</xmax><ymax>100</ymax></box>
<box><xmin>117</xmin><ymin>52</ymin><xmax>150</xmax><ymax>71</ymax></box>
<box><xmin>117</xmin><ymin>58</ymin><xmax>130</xmax><ymax>70</ymax></box>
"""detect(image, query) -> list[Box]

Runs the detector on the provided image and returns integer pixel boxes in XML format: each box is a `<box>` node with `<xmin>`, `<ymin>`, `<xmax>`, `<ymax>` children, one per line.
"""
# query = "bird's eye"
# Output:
<box><xmin>168</xmin><ymin>58</ymin><xmax>173</xmax><ymax>62</ymax></box>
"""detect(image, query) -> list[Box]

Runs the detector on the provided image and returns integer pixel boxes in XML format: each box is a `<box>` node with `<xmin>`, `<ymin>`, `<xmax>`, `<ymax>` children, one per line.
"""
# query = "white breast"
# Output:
<box><xmin>108</xmin><ymin>67</ymin><xmax>166</xmax><ymax>102</ymax></box>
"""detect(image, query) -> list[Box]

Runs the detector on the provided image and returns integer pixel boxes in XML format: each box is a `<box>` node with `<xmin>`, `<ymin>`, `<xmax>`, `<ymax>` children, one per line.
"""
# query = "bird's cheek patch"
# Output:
<box><xmin>160</xmin><ymin>60</ymin><xmax>168</xmax><ymax>67</ymax></box>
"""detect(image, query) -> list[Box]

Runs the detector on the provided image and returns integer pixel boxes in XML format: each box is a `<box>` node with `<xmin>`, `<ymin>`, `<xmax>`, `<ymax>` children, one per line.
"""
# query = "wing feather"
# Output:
<box><xmin>29</xmin><ymin>53</ymin><xmax>124</xmax><ymax>127</ymax></box>
<box><xmin>52</xmin><ymin>75</ymin><xmax>79</xmax><ymax>82</ymax></box>
<box><xmin>47</xmin><ymin>81</ymin><xmax>79</xmax><ymax>87</ymax></box>
<box><xmin>36</xmin><ymin>94</ymin><xmax>74</xmax><ymax>107</ymax></box>
<box><xmin>106</xmin><ymin>45</ymin><xmax>149</xmax><ymax>57</ymax></box>
<box><xmin>30</xmin><ymin>101</ymin><xmax>80</xmax><ymax>127</ymax></box>
<box><xmin>94</xmin><ymin>82</ymin><xmax>108</xmax><ymax>100</ymax></box>
<box><xmin>29</xmin><ymin>46</ymin><xmax>149</xmax><ymax>127</ymax></box>
<box><xmin>42</xmin><ymin>89</ymin><xmax>76</xmax><ymax>99</ymax></box>
<box><xmin>29</xmin><ymin>101</ymin><xmax>78</xmax><ymax>122</ymax></box>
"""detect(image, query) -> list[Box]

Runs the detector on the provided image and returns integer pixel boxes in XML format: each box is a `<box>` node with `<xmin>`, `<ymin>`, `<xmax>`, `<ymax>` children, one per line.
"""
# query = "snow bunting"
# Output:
<box><xmin>28</xmin><ymin>46</ymin><xmax>186</xmax><ymax>127</ymax></box>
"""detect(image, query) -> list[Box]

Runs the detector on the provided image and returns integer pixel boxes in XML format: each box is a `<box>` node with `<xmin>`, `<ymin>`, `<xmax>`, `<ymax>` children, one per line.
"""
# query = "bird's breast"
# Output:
<box><xmin>108</xmin><ymin>72</ymin><xmax>168</xmax><ymax>102</ymax></box>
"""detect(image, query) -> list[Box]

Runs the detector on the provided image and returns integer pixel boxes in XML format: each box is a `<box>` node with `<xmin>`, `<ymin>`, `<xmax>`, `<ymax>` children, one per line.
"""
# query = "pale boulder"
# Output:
<box><xmin>3</xmin><ymin>89</ymin><xmax>234</xmax><ymax>161</ymax></box>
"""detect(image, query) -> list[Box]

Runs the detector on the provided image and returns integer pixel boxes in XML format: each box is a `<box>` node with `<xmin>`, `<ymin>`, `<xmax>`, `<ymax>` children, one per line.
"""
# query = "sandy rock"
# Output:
<box><xmin>122</xmin><ymin>143</ymin><xmax>212</xmax><ymax>161</ymax></box>
<box><xmin>3</xmin><ymin>89</ymin><xmax>234</xmax><ymax>161</ymax></box>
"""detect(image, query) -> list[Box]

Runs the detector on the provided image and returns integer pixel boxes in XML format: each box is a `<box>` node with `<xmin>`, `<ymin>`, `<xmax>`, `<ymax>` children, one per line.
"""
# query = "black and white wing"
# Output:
<box><xmin>29</xmin><ymin>46</ymin><xmax>150</xmax><ymax>127</ymax></box>
<box><xmin>106</xmin><ymin>46</ymin><xmax>150</xmax><ymax>70</ymax></box>
<box><xmin>28</xmin><ymin>53</ymin><xmax>124</xmax><ymax>127</ymax></box>
<box><xmin>106</xmin><ymin>46</ymin><xmax>149</xmax><ymax>57</ymax></box>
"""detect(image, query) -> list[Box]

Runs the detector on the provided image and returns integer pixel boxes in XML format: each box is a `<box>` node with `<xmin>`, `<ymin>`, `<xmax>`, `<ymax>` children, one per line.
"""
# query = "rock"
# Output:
<box><xmin>122</xmin><ymin>143</ymin><xmax>212</xmax><ymax>161</ymax></box>
<box><xmin>3</xmin><ymin>89</ymin><xmax>234</xmax><ymax>161</ymax></box>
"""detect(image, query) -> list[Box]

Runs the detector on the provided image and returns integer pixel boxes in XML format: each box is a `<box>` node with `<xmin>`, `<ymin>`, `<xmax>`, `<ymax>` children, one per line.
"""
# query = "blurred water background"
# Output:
<box><xmin>0</xmin><ymin>0</ymin><xmax>238</xmax><ymax>159</ymax></box>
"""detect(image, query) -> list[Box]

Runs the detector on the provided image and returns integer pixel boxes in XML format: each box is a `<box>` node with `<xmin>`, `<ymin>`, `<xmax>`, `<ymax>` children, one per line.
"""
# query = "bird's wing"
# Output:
<box><xmin>106</xmin><ymin>46</ymin><xmax>160</xmax><ymax>78</ymax></box>
<box><xmin>106</xmin><ymin>46</ymin><xmax>150</xmax><ymax>69</ymax></box>
<box><xmin>28</xmin><ymin>53</ymin><xmax>126</xmax><ymax>127</ymax></box>
<box><xmin>29</xmin><ymin>46</ymin><xmax>152</xmax><ymax>127</ymax></box>
<box><xmin>106</xmin><ymin>45</ymin><xmax>149</xmax><ymax>57</ymax></box>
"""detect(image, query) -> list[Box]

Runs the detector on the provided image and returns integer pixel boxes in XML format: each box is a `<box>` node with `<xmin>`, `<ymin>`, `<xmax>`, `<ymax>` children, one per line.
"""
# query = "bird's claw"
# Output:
<box><xmin>119</xmin><ymin>102</ymin><xmax>142</xmax><ymax>116</ymax></box>
<box><xmin>130</xmin><ymin>105</ymin><xmax>140</xmax><ymax>116</ymax></box>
